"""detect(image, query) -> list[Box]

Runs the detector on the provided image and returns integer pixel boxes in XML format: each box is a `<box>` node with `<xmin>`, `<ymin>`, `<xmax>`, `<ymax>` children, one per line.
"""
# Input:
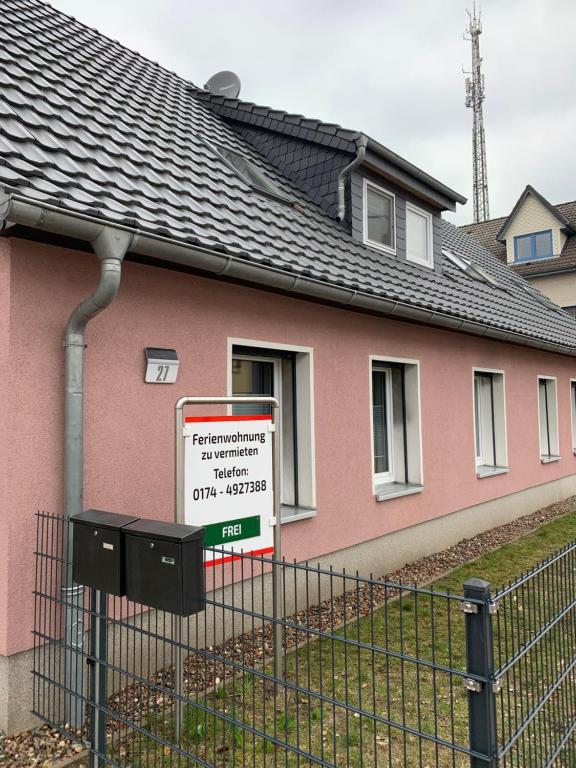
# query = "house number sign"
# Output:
<box><xmin>144</xmin><ymin>347</ymin><xmax>179</xmax><ymax>384</ymax></box>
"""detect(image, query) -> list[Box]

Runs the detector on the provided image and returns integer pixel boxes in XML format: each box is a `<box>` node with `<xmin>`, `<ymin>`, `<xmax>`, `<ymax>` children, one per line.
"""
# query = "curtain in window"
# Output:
<box><xmin>406</xmin><ymin>207</ymin><xmax>429</xmax><ymax>263</ymax></box>
<box><xmin>539</xmin><ymin>379</ymin><xmax>551</xmax><ymax>457</ymax></box>
<box><xmin>367</xmin><ymin>188</ymin><xmax>393</xmax><ymax>247</ymax></box>
<box><xmin>372</xmin><ymin>370</ymin><xmax>390</xmax><ymax>475</ymax></box>
<box><xmin>232</xmin><ymin>359</ymin><xmax>274</xmax><ymax>415</ymax></box>
<box><xmin>474</xmin><ymin>373</ymin><xmax>495</xmax><ymax>466</ymax></box>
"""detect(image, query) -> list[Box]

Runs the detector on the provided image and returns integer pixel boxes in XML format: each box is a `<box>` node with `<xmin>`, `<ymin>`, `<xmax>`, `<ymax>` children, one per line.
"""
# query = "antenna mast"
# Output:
<box><xmin>464</xmin><ymin>4</ymin><xmax>490</xmax><ymax>222</ymax></box>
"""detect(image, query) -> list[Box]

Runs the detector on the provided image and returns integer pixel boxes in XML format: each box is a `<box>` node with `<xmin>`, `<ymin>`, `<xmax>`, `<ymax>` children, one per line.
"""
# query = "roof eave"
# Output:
<box><xmin>1</xmin><ymin>193</ymin><xmax>573</xmax><ymax>358</ymax></box>
<box><xmin>364</xmin><ymin>137</ymin><xmax>467</xmax><ymax>209</ymax></box>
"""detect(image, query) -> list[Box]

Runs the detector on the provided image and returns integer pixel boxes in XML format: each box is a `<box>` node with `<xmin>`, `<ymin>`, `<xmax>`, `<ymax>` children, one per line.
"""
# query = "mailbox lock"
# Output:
<box><xmin>93</xmin><ymin>530</ymin><xmax>98</xmax><ymax>537</ymax></box>
<box><xmin>149</xmin><ymin>542</ymin><xmax>155</xmax><ymax>549</ymax></box>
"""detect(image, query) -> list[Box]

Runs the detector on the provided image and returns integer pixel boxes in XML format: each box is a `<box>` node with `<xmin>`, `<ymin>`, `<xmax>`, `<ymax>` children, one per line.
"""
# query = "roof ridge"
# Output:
<box><xmin>459</xmin><ymin>215</ymin><xmax>508</xmax><ymax>228</ymax></box>
<box><xmin>461</xmin><ymin>191</ymin><xmax>576</xmax><ymax>231</ymax></box>
<box><xmin>189</xmin><ymin>86</ymin><xmax>364</xmax><ymax>151</ymax></box>
<box><xmin>188</xmin><ymin>88</ymin><xmax>354</xmax><ymax>134</ymax></box>
<box><xmin>553</xmin><ymin>198</ymin><xmax>576</xmax><ymax>210</ymax></box>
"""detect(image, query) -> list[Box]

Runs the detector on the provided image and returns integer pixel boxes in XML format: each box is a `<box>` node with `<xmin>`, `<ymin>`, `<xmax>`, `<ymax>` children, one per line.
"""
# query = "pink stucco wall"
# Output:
<box><xmin>2</xmin><ymin>236</ymin><xmax>576</xmax><ymax>656</ymax></box>
<box><xmin>0</xmin><ymin>238</ymin><xmax>11</xmax><ymax>655</ymax></box>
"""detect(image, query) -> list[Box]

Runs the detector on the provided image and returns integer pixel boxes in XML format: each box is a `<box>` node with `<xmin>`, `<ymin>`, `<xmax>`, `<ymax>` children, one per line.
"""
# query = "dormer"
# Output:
<box><xmin>495</xmin><ymin>186</ymin><xmax>576</xmax><ymax>266</ymax></box>
<box><xmin>190</xmin><ymin>88</ymin><xmax>467</xmax><ymax>272</ymax></box>
<box><xmin>350</xmin><ymin>166</ymin><xmax>455</xmax><ymax>272</ymax></box>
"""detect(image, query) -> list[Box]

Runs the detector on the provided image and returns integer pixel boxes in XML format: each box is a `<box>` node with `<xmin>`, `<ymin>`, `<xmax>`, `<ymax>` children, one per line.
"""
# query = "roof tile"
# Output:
<box><xmin>1</xmin><ymin>0</ymin><xmax>576</xmax><ymax>352</ymax></box>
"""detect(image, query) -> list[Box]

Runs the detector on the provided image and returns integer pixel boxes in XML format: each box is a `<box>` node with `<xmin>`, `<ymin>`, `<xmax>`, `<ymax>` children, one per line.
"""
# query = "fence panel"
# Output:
<box><xmin>493</xmin><ymin>541</ymin><xmax>576</xmax><ymax>767</ymax></box>
<box><xmin>33</xmin><ymin>513</ymin><xmax>485</xmax><ymax>767</ymax></box>
<box><xmin>32</xmin><ymin>512</ymin><xmax>576</xmax><ymax>767</ymax></box>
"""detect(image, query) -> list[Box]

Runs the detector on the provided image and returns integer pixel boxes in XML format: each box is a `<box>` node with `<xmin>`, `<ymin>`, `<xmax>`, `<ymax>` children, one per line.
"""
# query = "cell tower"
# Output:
<box><xmin>464</xmin><ymin>5</ymin><xmax>490</xmax><ymax>222</ymax></box>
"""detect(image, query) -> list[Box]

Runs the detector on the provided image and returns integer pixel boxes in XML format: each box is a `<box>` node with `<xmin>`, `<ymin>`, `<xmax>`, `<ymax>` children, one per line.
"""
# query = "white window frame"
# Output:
<box><xmin>406</xmin><ymin>201</ymin><xmax>434</xmax><ymax>269</ymax></box>
<box><xmin>231</xmin><ymin>352</ymin><xmax>285</xmax><ymax>484</ymax></box>
<box><xmin>369</xmin><ymin>355</ymin><xmax>423</xmax><ymax>499</ymax></box>
<box><xmin>472</xmin><ymin>368</ymin><xmax>508</xmax><ymax>477</ymax></box>
<box><xmin>371</xmin><ymin>366</ymin><xmax>395</xmax><ymax>485</ymax></box>
<box><xmin>537</xmin><ymin>376</ymin><xmax>560</xmax><ymax>462</ymax></box>
<box><xmin>227</xmin><ymin>338</ymin><xmax>316</xmax><ymax>519</ymax></box>
<box><xmin>571</xmin><ymin>379</ymin><xmax>576</xmax><ymax>453</ymax></box>
<box><xmin>363</xmin><ymin>179</ymin><xmax>396</xmax><ymax>255</ymax></box>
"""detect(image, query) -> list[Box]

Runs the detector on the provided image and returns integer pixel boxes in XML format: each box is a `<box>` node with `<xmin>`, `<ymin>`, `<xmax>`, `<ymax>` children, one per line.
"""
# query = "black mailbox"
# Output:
<box><xmin>124</xmin><ymin>519</ymin><xmax>205</xmax><ymax>616</ymax></box>
<box><xmin>71</xmin><ymin>509</ymin><xmax>141</xmax><ymax>596</ymax></box>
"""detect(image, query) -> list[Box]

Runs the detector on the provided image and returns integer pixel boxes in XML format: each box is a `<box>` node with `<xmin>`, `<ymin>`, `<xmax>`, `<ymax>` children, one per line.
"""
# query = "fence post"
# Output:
<box><xmin>89</xmin><ymin>589</ymin><xmax>108</xmax><ymax>768</ymax></box>
<box><xmin>463</xmin><ymin>578</ymin><xmax>498</xmax><ymax>767</ymax></box>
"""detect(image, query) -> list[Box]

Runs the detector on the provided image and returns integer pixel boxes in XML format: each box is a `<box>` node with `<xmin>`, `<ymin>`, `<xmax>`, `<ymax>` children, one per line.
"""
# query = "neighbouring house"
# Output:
<box><xmin>2</xmin><ymin>0</ymin><xmax>576</xmax><ymax>735</ymax></box>
<box><xmin>461</xmin><ymin>185</ymin><xmax>576</xmax><ymax>316</ymax></box>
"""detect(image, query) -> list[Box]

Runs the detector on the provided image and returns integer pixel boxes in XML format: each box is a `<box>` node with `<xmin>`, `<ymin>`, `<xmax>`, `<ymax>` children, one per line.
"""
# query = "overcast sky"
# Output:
<box><xmin>49</xmin><ymin>0</ymin><xmax>576</xmax><ymax>224</ymax></box>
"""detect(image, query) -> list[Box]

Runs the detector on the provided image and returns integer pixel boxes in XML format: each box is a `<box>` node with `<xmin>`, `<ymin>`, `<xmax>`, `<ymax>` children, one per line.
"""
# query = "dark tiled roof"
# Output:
<box><xmin>192</xmin><ymin>88</ymin><xmax>466</xmax><ymax>208</ymax></box>
<box><xmin>2</xmin><ymin>0</ymin><xmax>576</xmax><ymax>354</ymax></box>
<box><xmin>461</xmin><ymin>195</ymin><xmax>576</xmax><ymax>278</ymax></box>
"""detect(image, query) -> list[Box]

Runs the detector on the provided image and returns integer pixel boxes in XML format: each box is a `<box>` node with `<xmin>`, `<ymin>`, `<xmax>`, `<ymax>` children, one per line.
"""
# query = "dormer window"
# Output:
<box><xmin>514</xmin><ymin>230</ymin><xmax>553</xmax><ymax>262</ymax></box>
<box><xmin>363</xmin><ymin>180</ymin><xmax>396</xmax><ymax>254</ymax></box>
<box><xmin>406</xmin><ymin>202</ymin><xmax>433</xmax><ymax>268</ymax></box>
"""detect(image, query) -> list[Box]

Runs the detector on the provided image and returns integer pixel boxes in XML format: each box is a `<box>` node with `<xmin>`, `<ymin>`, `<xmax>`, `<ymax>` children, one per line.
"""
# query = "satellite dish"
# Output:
<box><xmin>204</xmin><ymin>71</ymin><xmax>241</xmax><ymax>99</ymax></box>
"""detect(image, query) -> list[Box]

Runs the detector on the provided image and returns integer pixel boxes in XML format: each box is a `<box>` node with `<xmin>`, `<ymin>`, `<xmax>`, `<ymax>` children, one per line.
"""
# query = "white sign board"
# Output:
<box><xmin>145</xmin><ymin>360</ymin><xmax>179</xmax><ymax>384</ymax></box>
<box><xmin>183</xmin><ymin>414</ymin><xmax>274</xmax><ymax>566</ymax></box>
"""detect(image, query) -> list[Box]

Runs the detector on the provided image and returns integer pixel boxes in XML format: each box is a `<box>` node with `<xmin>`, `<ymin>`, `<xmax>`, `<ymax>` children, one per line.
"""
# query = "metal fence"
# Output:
<box><xmin>32</xmin><ymin>512</ymin><xmax>576</xmax><ymax>767</ymax></box>
<box><xmin>493</xmin><ymin>542</ymin><xmax>576</xmax><ymax>767</ymax></box>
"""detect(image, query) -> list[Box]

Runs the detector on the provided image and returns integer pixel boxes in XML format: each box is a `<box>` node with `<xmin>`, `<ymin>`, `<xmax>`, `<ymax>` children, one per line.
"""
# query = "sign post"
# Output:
<box><xmin>174</xmin><ymin>396</ymin><xmax>282</xmax><ymax>739</ymax></box>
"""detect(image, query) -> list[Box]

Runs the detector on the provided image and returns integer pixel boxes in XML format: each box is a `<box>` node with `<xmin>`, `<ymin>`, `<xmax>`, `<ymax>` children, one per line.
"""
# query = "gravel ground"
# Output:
<box><xmin>3</xmin><ymin>495</ymin><xmax>575</xmax><ymax>767</ymax></box>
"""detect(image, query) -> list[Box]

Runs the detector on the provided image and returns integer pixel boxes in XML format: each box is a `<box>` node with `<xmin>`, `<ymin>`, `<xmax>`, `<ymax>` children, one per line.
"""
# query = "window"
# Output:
<box><xmin>538</xmin><ymin>377</ymin><xmax>559</xmax><ymax>462</ymax></box>
<box><xmin>204</xmin><ymin>140</ymin><xmax>292</xmax><ymax>204</ymax></box>
<box><xmin>406</xmin><ymin>202</ymin><xmax>433</xmax><ymax>268</ymax></box>
<box><xmin>514</xmin><ymin>230</ymin><xmax>553</xmax><ymax>262</ymax></box>
<box><xmin>230</xmin><ymin>342</ymin><xmax>315</xmax><ymax>520</ymax></box>
<box><xmin>363</xmin><ymin>180</ymin><xmax>396</xmax><ymax>253</ymax></box>
<box><xmin>473</xmin><ymin>370</ymin><xmax>508</xmax><ymax>477</ymax></box>
<box><xmin>371</xmin><ymin>359</ymin><xmax>422</xmax><ymax>500</ymax></box>
<box><xmin>443</xmin><ymin>248</ymin><xmax>499</xmax><ymax>286</ymax></box>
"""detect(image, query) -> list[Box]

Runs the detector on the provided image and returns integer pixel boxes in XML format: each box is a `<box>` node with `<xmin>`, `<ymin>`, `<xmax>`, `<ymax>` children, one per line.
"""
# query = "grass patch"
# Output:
<box><xmin>121</xmin><ymin>507</ymin><xmax>576</xmax><ymax>767</ymax></box>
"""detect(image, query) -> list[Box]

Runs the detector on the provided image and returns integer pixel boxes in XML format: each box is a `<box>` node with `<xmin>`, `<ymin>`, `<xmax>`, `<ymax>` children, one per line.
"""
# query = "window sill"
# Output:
<box><xmin>514</xmin><ymin>255</ymin><xmax>555</xmax><ymax>265</ymax></box>
<box><xmin>477</xmin><ymin>465</ymin><xmax>509</xmax><ymax>479</ymax></box>
<box><xmin>364</xmin><ymin>238</ymin><xmax>396</xmax><ymax>256</ymax></box>
<box><xmin>280</xmin><ymin>504</ymin><xmax>317</xmax><ymax>524</ymax></box>
<box><xmin>406</xmin><ymin>255</ymin><xmax>434</xmax><ymax>270</ymax></box>
<box><xmin>375</xmin><ymin>482</ymin><xmax>423</xmax><ymax>502</ymax></box>
<box><xmin>541</xmin><ymin>455</ymin><xmax>561</xmax><ymax>464</ymax></box>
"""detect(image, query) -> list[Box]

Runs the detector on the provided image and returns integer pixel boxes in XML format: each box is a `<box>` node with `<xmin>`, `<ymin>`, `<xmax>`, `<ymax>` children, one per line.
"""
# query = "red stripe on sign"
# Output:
<box><xmin>186</xmin><ymin>415</ymin><xmax>272</xmax><ymax>423</ymax></box>
<box><xmin>204</xmin><ymin>546</ymin><xmax>275</xmax><ymax>567</ymax></box>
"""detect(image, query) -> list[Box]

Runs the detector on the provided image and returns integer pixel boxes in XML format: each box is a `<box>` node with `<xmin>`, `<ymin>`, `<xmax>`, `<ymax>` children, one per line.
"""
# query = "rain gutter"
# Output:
<box><xmin>1</xmin><ymin>194</ymin><xmax>574</xmax><ymax>362</ymax></box>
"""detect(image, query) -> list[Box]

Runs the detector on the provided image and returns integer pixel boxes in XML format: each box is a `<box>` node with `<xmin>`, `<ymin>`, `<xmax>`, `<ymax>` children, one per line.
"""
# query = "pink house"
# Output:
<box><xmin>2</xmin><ymin>0</ymin><xmax>576</xmax><ymax>734</ymax></box>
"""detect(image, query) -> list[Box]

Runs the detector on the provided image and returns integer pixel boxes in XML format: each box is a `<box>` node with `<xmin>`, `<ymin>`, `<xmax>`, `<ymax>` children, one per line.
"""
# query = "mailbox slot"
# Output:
<box><xmin>124</xmin><ymin>519</ymin><xmax>205</xmax><ymax>616</ymax></box>
<box><xmin>71</xmin><ymin>510</ymin><xmax>140</xmax><ymax>596</ymax></box>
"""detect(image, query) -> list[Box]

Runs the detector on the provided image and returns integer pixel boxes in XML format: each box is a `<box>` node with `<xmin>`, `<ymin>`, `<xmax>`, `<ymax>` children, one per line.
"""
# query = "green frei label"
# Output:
<box><xmin>203</xmin><ymin>515</ymin><xmax>261</xmax><ymax>546</ymax></box>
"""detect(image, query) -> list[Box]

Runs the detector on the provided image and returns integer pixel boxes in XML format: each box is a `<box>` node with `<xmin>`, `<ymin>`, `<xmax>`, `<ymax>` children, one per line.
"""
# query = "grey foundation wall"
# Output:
<box><xmin>4</xmin><ymin>472</ymin><xmax>576</xmax><ymax>735</ymax></box>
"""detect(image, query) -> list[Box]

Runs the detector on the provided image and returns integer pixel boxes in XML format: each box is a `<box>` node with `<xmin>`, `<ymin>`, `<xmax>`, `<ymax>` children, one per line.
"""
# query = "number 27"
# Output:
<box><xmin>156</xmin><ymin>365</ymin><xmax>170</xmax><ymax>382</ymax></box>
